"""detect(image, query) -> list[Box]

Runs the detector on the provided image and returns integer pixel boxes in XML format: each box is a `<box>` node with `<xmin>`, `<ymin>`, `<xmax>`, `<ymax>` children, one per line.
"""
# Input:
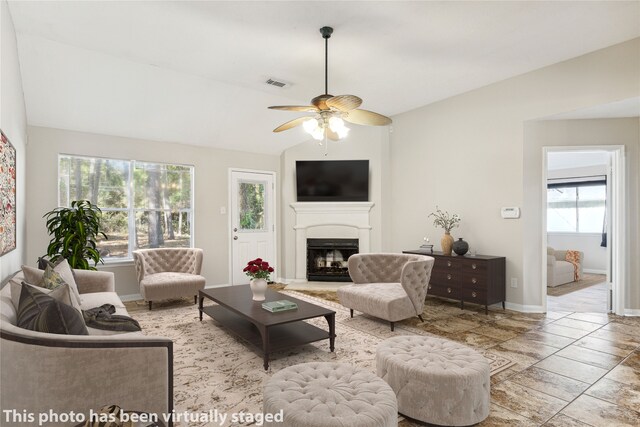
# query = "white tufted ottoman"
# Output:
<box><xmin>376</xmin><ymin>335</ymin><xmax>490</xmax><ymax>426</ymax></box>
<box><xmin>263</xmin><ymin>362</ymin><xmax>398</xmax><ymax>427</ymax></box>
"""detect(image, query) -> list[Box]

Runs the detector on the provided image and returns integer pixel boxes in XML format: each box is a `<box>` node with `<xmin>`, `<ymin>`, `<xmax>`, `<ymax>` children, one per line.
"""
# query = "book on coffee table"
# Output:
<box><xmin>262</xmin><ymin>300</ymin><xmax>298</xmax><ymax>312</ymax></box>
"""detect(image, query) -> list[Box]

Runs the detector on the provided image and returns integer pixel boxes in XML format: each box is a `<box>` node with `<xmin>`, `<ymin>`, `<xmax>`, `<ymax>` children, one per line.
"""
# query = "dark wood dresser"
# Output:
<box><xmin>403</xmin><ymin>250</ymin><xmax>506</xmax><ymax>314</ymax></box>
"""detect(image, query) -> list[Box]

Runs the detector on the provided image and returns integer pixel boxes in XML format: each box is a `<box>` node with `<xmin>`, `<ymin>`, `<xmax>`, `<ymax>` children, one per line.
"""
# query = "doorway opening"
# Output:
<box><xmin>542</xmin><ymin>146</ymin><xmax>625</xmax><ymax>314</ymax></box>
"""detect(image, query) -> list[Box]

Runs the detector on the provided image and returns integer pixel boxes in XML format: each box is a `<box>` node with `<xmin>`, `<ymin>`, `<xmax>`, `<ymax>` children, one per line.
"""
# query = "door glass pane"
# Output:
<box><xmin>238</xmin><ymin>181</ymin><xmax>265</xmax><ymax>231</ymax></box>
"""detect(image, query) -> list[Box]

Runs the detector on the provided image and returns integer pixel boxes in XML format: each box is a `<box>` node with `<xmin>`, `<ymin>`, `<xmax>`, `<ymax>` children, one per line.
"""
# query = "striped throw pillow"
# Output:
<box><xmin>17</xmin><ymin>283</ymin><xmax>88</xmax><ymax>335</ymax></box>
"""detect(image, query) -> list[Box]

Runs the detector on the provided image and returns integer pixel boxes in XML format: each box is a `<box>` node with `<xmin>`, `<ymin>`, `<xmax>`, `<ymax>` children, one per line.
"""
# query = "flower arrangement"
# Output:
<box><xmin>243</xmin><ymin>258</ymin><xmax>274</xmax><ymax>280</ymax></box>
<box><xmin>429</xmin><ymin>206</ymin><xmax>461</xmax><ymax>233</ymax></box>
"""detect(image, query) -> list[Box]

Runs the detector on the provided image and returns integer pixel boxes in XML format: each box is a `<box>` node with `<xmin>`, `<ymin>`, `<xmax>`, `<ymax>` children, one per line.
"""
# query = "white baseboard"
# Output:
<box><xmin>504</xmin><ymin>302</ymin><xmax>545</xmax><ymax>313</ymax></box>
<box><xmin>120</xmin><ymin>283</ymin><xmax>228</xmax><ymax>301</ymax></box>
<box><xmin>205</xmin><ymin>283</ymin><xmax>229</xmax><ymax>288</ymax></box>
<box><xmin>624</xmin><ymin>309</ymin><xmax>640</xmax><ymax>317</ymax></box>
<box><xmin>584</xmin><ymin>269</ymin><xmax>607</xmax><ymax>275</ymax></box>
<box><xmin>119</xmin><ymin>293</ymin><xmax>142</xmax><ymax>302</ymax></box>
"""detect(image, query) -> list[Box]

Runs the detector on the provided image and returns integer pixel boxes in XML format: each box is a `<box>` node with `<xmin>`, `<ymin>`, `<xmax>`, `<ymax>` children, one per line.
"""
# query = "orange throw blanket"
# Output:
<box><xmin>565</xmin><ymin>250</ymin><xmax>581</xmax><ymax>281</ymax></box>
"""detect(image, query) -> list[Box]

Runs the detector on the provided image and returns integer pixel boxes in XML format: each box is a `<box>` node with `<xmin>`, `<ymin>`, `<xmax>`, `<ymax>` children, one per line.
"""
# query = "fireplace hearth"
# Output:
<box><xmin>306</xmin><ymin>238</ymin><xmax>358</xmax><ymax>282</ymax></box>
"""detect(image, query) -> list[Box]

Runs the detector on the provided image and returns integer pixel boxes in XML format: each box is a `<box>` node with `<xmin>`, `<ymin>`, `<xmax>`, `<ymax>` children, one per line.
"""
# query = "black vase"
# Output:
<box><xmin>452</xmin><ymin>238</ymin><xmax>469</xmax><ymax>256</ymax></box>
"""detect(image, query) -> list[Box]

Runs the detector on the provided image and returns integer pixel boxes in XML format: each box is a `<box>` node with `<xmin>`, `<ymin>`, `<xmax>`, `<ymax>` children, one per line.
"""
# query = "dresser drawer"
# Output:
<box><xmin>459</xmin><ymin>273</ymin><xmax>487</xmax><ymax>288</ymax></box>
<box><xmin>427</xmin><ymin>283</ymin><xmax>461</xmax><ymax>299</ymax></box>
<box><xmin>434</xmin><ymin>257</ymin><xmax>462</xmax><ymax>270</ymax></box>
<box><xmin>460</xmin><ymin>287</ymin><xmax>487</xmax><ymax>303</ymax></box>
<box><xmin>430</xmin><ymin>270</ymin><xmax>462</xmax><ymax>286</ymax></box>
<box><xmin>461</xmin><ymin>258</ymin><xmax>486</xmax><ymax>274</ymax></box>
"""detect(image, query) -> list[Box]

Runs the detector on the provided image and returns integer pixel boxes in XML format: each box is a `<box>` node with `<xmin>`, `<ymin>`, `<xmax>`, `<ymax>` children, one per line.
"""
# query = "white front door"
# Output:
<box><xmin>229</xmin><ymin>170</ymin><xmax>276</xmax><ymax>285</ymax></box>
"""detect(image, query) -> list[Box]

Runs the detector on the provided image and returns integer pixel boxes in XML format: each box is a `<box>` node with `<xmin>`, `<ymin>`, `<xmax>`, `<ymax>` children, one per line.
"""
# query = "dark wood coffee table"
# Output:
<box><xmin>198</xmin><ymin>285</ymin><xmax>336</xmax><ymax>370</ymax></box>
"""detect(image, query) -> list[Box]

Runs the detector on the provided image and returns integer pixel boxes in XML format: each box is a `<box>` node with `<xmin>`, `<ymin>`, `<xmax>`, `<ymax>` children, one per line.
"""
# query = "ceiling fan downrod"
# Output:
<box><xmin>320</xmin><ymin>26</ymin><xmax>333</xmax><ymax>95</ymax></box>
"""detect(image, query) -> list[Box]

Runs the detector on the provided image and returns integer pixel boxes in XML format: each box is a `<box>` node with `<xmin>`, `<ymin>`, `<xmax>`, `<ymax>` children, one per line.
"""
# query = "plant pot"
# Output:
<box><xmin>250</xmin><ymin>278</ymin><xmax>268</xmax><ymax>301</ymax></box>
<box><xmin>452</xmin><ymin>238</ymin><xmax>469</xmax><ymax>256</ymax></box>
<box><xmin>441</xmin><ymin>232</ymin><xmax>454</xmax><ymax>256</ymax></box>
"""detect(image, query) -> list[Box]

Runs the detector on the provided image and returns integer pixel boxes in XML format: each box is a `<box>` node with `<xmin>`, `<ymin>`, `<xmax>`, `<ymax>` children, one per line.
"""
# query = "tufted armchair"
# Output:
<box><xmin>133</xmin><ymin>248</ymin><xmax>205</xmax><ymax>310</ymax></box>
<box><xmin>337</xmin><ymin>253</ymin><xmax>434</xmax><ymax>331</ymax></box>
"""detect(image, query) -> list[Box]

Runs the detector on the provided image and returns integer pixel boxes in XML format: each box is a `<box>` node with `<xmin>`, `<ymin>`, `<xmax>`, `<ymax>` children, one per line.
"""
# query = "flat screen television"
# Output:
<box><xmin>296</xmin><ymin>160</ymin><xmax>369</xmax><ymax>202</ymax></box>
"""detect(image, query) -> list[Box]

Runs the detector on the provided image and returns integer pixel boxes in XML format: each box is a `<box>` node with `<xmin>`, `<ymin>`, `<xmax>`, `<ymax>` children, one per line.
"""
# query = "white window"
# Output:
<box><xmin>58</xmin><ymin>155</ymin><xmax>194</xmax><ymax>261</ymax></box>
<box><xmin>547</xmin><ymin>180</ymin><xmax>606</xmax><ymax>233</ymax></box>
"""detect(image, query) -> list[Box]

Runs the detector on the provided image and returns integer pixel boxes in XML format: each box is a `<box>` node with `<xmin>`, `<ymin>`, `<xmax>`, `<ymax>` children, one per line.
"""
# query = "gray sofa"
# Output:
<box><xmin>547</xmin><ymin>246</ymin><xmax>584</xmax><ymax>287</ymax></box>
<box><xmin>337</xmin><ymin>253</ymin><xmax>434</xmax><ymax>331</ymax></box>
<box><xmin>0</xmin><ymin>268</ymin><xmax>173</xmax><ymax>426</ymax></box>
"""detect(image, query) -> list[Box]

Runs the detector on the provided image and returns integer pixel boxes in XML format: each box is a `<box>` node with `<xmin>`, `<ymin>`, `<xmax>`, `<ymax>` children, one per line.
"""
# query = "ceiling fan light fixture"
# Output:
<box><xmin>268</xmin><ymin>26</ymin><xmax>391</xmax><ymax>151</ymax></box>
<box><xmin>311</xmin><ymin>127</ymin><xmax>325</xmax><ymax>141</ymax></box>
<box><xmin>329</xmin><ymin>116</ymin><xmax>350</xmax><ymax>139</ymax></box>
<box><xmin>328</xmin><ymin>116</ymin><xmax>345</xmax><ymax>132</ymax></box>
<box><xmin>336</xmin><ymin>126</ymin><xmax>350</xmax><ymax>139</ymax></box>
<box><xmin>303</xmin><ymin>118</ymin><xmax>319</xmax><ymax>133</ymax></box>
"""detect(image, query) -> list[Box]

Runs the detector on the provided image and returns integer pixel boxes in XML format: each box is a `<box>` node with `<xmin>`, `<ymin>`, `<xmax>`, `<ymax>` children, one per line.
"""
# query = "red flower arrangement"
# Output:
<box><xmin>243</xmin><ymin>258</ymin><xmax>274</xmax><ymax>280</ymax></box>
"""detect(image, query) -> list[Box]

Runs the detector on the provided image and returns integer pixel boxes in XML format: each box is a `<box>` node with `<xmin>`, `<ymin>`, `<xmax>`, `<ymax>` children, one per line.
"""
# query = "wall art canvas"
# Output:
<box><xmin>0</xmin><ymin>130</ymin><xmax>16</xmax><ymax>256</ymax></box>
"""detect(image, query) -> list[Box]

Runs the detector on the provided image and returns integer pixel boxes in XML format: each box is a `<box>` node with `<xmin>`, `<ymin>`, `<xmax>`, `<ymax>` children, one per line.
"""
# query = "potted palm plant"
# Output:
<box><xmin>43</xmin><ymin>200</ymin><xmax>107</xmax><ymax>270</ymax></box>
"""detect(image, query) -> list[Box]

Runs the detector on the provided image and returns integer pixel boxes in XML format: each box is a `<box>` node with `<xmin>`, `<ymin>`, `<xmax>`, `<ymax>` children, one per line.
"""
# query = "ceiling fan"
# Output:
<box><xmin>269</xmin><ymin>26</ymin><xmax>392</xmax><ymax>142</ymax></box>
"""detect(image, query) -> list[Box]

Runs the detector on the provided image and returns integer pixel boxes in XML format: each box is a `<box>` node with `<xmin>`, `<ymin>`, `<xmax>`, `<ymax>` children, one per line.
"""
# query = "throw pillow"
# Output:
<box><xmin>42</xmin><ymin>264</ymin><xmax>66</xmax><ymax>290</ymax></box>
<box><xmin>22</xmin><ymin>264</ymin><xmax>46</xmax><ymax>286</ymax></box>
<box><xmin>50</xmin><ymin>259</ymin><xmax>82</xmax><ymax>304</ymax></box>
<box><xmin>17</xmin><ymin>284</ymin><xmax>88</xmax><ymax>335</ymax></box>
<box><xmin>10</xmin><ymin>281</ymin><xmax>74</xmax><ymax>311</ymax></box>
<box><xmin>22</xmin><ymin>259</ymin><xmax>82</xmax><ymax>308</ymax></box>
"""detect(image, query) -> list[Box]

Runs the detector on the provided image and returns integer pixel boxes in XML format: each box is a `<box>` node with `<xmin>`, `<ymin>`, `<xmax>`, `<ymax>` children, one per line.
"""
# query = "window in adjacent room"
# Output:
<box><xmin>547</xmin><ymin>178</ymin><xmax>606</xmax><ymax>233</ymax></box>
<box><xmin>58</xmin><ymin>155</ymin><xmax>194</xmax><ymax>261</ymax></box>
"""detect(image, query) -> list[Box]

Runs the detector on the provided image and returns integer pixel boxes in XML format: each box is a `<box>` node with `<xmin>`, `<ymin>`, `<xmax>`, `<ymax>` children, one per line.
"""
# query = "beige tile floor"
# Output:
<box><xmin>399</xmin><ymin>297</ymin><xmax>640</xmax><ymax>426</ymax></box>
<box><xmin>547</xmin><ymin>281</ymin><xmax>609</xmax><ymax>313</ymax></box>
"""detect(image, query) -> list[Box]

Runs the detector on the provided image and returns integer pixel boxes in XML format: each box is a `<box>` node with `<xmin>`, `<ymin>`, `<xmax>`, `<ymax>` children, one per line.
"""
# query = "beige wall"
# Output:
<box><xmin>0</xmin><ymin>0</ymin><xmax>27</xmax><ymax>282</ymax></box>
<box><xmin>26</xmin><ymin>126</ymin><xmax>280</xmax><ymax>297</ymax></box>
<box><xmin>523</xmin><ymin>118</ymin><xmax>639</xmax><ymax>312</ymax></box>
<box><xmin>387</xmin><ymin>38</ymin><xmax>639</xmax><ymax>311</ymax></box>
<box><xmin>280</xmin><ymin>126</ymin><xmax>389</xmax><ymax>280</ymax></box>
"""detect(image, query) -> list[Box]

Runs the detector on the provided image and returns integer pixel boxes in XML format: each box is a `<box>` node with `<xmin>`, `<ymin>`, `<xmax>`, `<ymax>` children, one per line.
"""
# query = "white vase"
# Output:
<box><xmin>250</xmin><ymin>278</ymin><xmax>268</xmax><ymax>301</ymax></box>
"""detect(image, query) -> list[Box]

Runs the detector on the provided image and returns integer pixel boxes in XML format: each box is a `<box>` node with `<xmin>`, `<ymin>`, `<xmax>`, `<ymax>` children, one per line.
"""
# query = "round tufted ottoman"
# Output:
<box><xmin>376</xmin><ymin>335</ymin><xmax>490</xmax><ymax>426</ymax></box>
<box><xmin>263</xmin><ymin>362</ymin><xmax>398</xmax><ymax>427</ymax></box>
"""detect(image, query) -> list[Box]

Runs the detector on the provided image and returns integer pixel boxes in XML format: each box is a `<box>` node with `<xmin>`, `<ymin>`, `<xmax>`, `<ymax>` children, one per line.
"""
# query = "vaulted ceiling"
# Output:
<box><xmin>8</xmin><ymin>1</ymin><xmax>640</xmax><ymax>154</ymax></box>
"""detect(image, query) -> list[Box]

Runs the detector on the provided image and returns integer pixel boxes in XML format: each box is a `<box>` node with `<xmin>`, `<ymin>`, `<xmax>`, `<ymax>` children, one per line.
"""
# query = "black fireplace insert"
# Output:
<box><xmin>306</xmin><ymin>238</ymin><xmax>358</xmax><ymax>282</ymax></box>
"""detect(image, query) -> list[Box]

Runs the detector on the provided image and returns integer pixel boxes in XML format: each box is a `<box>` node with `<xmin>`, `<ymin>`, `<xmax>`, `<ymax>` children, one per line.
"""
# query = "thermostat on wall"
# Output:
<box><xmin>501</xmin><ymin>207</ymin><xmax>520</xmax><ymax>219</ymax></box>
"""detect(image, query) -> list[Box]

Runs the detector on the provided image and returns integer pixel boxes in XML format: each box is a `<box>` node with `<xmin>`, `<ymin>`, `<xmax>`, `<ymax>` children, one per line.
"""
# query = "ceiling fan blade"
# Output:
<box><xmin>344</xmin><ymin>109</ymin><xmax>392</xmax><ymax>126</ymax></box>
<box><xmin>326</xmin><ymin>95</ymin><xmax>363</xmax><ymax>111</ymax></box>
<box><xmin>273</xmin><ymin>116</ymin><xmax>313</xmax><ymax>132</ymax></box>
<box><xmin>268</xmin><ymin>105</ymin><xmax>319</xmax><ymax>112</ymax></box>
<box><xmin>326</xmin><ymin>128</ymin><xmax>340</xmax><ymax>141</ymax></box>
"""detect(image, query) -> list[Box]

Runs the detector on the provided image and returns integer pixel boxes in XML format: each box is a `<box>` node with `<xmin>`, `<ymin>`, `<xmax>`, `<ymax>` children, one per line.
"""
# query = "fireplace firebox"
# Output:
<box><xmin>306</xmin><ymin>238</ymin><xmax>358</xmax><ymax>282</ymax></box>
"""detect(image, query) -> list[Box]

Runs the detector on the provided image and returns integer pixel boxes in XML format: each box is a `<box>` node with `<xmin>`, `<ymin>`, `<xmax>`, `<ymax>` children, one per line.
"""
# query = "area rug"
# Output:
<box><xmin>134</xmin><ymin>290</ymin><xmax>514</xmax><ymax>427</ymax></box>
<box><xmin>547</xmin><ymin>273</ymin><xmax>607</xmax><ymax>296</ymax></box>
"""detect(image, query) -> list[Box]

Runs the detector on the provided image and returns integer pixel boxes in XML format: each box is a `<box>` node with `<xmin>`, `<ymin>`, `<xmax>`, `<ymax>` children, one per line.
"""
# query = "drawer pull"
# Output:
<box><xmin>428</xmin><ymin>285</ymin><xmax>432</xmax><ymax>290</ymax></box>
<box><xmin>447</xmin><ymin>261</ymin><xmax>452</xmax><ymax>267</ymax></box>
<box><xmin>472</xmin><ymin>263</ymin><xmax>477</xmax><ymax>270</ymax></box>
<box><xmin>472</xmin><ymin>278</ymin><xmax>477</xmax><ymax>284</ymax></box>
<box><xmin>472</xmin><ymin>291</ymin><xmax>477</xmax><ymax>298</ymax></box>
<box><xmin>447</xmin><ymin>287</ymin><xmax>452</xmax><ymax>294</ymax></box>
<box><xmin>447</xmin><ymin>274</ymin><xmax>452</xmax><ymax>280</ymax></box>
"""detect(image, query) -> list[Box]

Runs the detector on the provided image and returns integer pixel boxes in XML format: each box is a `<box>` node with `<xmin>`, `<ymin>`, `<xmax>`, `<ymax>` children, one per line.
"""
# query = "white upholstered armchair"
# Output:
<box><xmin>337</xmin><ymin>253</ymin><xmax>435</xmax><ymax>331</ymax></box>
<box><xmin>133</xmin><ymin>248</ymin><xmax>205</xmax><ymax>310</ymax></box>
<box><xmin>547</xmin><ymin>247</ymin><xmax>584</xmax><ymax>287</ymax></box>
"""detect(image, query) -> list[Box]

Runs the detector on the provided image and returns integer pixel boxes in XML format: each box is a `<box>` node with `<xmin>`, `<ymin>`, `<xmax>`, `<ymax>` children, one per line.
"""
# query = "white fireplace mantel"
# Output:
<box><xmin>290</xmin><ymin>202</ymin><xmax>374</xmax><ymax>281</ymax></box>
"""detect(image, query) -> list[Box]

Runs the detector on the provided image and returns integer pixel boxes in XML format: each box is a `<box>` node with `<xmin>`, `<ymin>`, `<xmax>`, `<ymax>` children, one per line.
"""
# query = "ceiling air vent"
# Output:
<box><xmin>266</xmin><ymin>78</ymin><xmax>288</xmax><ymax>88</ymax></box>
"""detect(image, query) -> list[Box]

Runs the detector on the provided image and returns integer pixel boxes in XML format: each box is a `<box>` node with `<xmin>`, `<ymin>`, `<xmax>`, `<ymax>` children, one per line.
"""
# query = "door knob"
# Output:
<box><xmin>233</xmin><ymin>236</ymin><xmax>238</xmax><ymax>240</ymax></box>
